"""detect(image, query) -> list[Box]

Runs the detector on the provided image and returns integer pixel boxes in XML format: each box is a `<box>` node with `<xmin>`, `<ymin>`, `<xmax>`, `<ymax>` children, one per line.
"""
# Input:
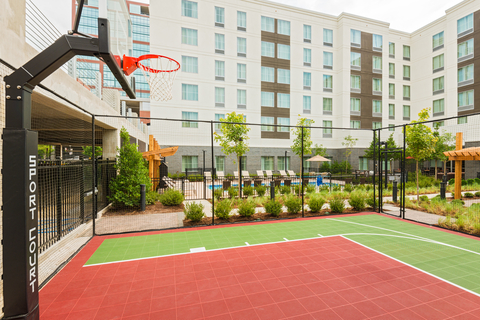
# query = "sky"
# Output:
<box><xmin>33</xmin><ymin>0</ymin><xmax>462</xmax><ymax>35</ymax></box>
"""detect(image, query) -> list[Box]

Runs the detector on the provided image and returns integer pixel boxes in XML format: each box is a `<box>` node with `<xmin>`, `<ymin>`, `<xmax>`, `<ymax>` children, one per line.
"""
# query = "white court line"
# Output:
<box><xmin>245</xmin><ymin>242</ymin><xmax>250</xmax><ymax>246</ymax></box>
<box><xmin>341</xmin><ymin>235</ymin><xmax>480</xmax><ymax>298</ymax></box>
<box><xmin>318</xmin><ymin>234</ymin><xmax>323</xmax><ymax>237</ymax></box>
<box><xmin>283</xmin><ymin>238</ymin><xmax>289</xmax><ymax>241</ymax></box>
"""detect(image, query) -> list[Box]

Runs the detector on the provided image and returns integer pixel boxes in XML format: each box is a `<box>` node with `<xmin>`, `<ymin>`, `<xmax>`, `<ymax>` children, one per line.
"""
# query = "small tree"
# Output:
<box><xmin>109</xmin><ymin>127</ymin><xmax>151</xmax><ymax>207</ymax></box>
<box><xmin>214</xmin><ymin>112</ymin><xmax>250</xmax><ymax>193</ymax></box>
<box><xmin>38</xmin><ymin>145</ymin><xmax>54</xmax><ymax>159</ymax></box>
<box><xmin>405</xmin><ymin>108</ymin><xmax>438</xmax><ymax>202</ymax></box>
<box><xmin>432</xmin><ymin>128</ymin><xmax>455</xmax><ymax>179</ymax></box>
<box><xmin>291</xmin><ymin>117</ymin><xmax>314</xmax><ymax>173</ymax></box>
<box><xmin>342</xmin><ymin>135</ymin><xmax>358</xmax><ymax>174</ymax></box>
<box><xmin>364</xmin><ymin>133</ymin><xmax>400</xmax><ymax>173</ymax></box>
<box><xmin>82</xmin><ymin>146</ymin><xmax>103</xmax><ymax>159</ymax></box>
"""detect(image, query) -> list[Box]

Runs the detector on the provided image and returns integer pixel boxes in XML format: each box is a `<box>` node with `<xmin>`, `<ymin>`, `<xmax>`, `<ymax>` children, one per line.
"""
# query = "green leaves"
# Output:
<box><xmin>214</xmin><ymin>112</ymin><xmax>250</xmax><ymax>159</ymax></box>
<box><xmin>405</xmin><ymin>108</ymin><xmax>438</xmax><ymax>162</ymax></box>
<box><xmin>291</xmin><ymin>117</ymin><xmax>314</xmax><ymax>158</ymax></box>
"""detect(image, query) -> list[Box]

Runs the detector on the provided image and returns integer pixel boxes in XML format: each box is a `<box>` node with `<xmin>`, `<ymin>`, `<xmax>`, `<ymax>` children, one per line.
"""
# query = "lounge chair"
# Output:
<box><xmin>265</xmin><ymin>170</ymin><xmax>273</xmax><ymax>178</ymax></box>
<box><xmin>256</xmin><ymin>170</ymin><xmax>264</xmax><ymax>178</ymax></box>
<box><xmin>287</xmin><ymin>170</ymin><xmax>297</xmax><ymax>177</ymax></box>
<box><xmin>279</xmin><ymin>170</ymin><xmax>288</xmax><ymax>177</ymax></box>
<box><xmin>241</xmin><ymin>170</ymin><xmax>250</xmax><ymax>178</ymax></box>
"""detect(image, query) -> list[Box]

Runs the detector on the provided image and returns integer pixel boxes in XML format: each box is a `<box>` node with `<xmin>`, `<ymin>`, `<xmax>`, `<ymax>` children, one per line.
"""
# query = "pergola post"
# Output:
<box><xmin>454</xmin><ymin>132</ymin><xmax>463</xmax><ymax>200</ymax></box>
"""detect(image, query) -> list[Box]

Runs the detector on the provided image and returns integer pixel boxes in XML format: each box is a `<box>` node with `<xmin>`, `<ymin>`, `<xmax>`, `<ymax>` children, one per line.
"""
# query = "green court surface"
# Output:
<box><xmin>86</xmin><ymin>214</ymin><xmax>480</xmax><ymax>294</ymax></box>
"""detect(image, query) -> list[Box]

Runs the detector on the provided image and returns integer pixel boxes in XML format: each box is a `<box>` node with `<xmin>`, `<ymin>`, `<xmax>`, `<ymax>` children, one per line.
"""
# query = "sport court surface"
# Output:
<box><xmin>40</xmin><ymin>213</ymin><xmax>480</xmax><ymax>319</ymax></box>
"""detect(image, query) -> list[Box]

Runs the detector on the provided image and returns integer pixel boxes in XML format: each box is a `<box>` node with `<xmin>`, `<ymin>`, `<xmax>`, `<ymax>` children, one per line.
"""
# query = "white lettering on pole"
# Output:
<box><xmin>28</xmin><ymin>155</ymin><xmax>37</xmax><ymax>294</ymax></box>
<box><xmin>29</xmin><ymin>194</ymin><xmax>36</xmax><ymax>207</ymax></box>
<box><xmin>29</xmin><ymin>253</ymin><xmax>36</xmax><ymax>267</ymax></box>
<box><xmin>30</xmin><ymin>279</ymin><xmax>36</xmax><ymax>293</ymax></box>
<box><xmin>29</xmin><ymin>227</ymin><xmax>36</xmax><ymax>241</ymax></box>
<box><xmin>29</xmin><ymin>168</ymin><xmax>36</xmax><ymax>180</ymax></box>
<box><xmin>29</xmin><ymin>181</ymin><xmax>36</xmax><ymax>193</ymax></box>
<box><xmin>29</xmin><ymin>241</ymin><xmax>36</xmax><ymax>254</ymax></box>
<box><xmin>29</xmin><ymin>207</ymin><xmax>36</xmax><ymax>219</ymax></box>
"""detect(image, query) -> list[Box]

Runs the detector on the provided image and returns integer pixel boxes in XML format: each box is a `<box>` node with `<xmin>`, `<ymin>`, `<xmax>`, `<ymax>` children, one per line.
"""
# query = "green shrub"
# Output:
<box><xmin>467</xmin><ymin>179</ymin><xmax>475</xmax><ymax>186</ymax></box>
<box><xmin>292</xmin><ymin>185</ymin><xmax>300</xmax><ymax>195</ymax></box>
<box><xmin>284</xmin><ymin>195</ymin><xmax>302</xmax><ymax>214</ymax></box>
<box><xmin>146</xmin><ymin>191</ymin><xmax>161</xmax><ymax>205</ymax></box>
<box><xmin>184</xmin><ymin>202</ymin><xmax>205</xmax><ymax>222</ymax></box>
<box><xmin>159</xmin><ymin>188</ymin><xmax>184</xmax><ymax>206</ymax></box>
<box><xmin>308</xmin><ymin>195</ymin><xmax>326</xmax><ymax>213</ymax></box>
<box><xmin>215</xmin><ymin>199</ymin><xmax>232</xmax><ymax>219</ymax></box>
<box><xmin>366</xmin><ymin>196</ymin><xmax>379</xmax><ymax>208</ymax></box>
<box><xmin>319</xmin><ymin>185</ymin><xmax>329</xmax><ymax>192</ymax></box>
<box><xmin>451</xmin><ymin>199</ymin><xmax>465</xmax><ymax>206</ymax></box>
<box><xmin>329</xmin><ymin>195</ymin><xmax>345</xmax><ymax>213</ymax></box>
<box><xmin>461</xmin><ymin>180</ymin><xmax>467</xmax><ymax>186</ymax></box>
<box><xmin>464</xmin><ymin>192</ymin><xmax>474</xmax><ymax>198</ymax></box>
<box><xmin>419</xmin><ymin>195</ymin><xmax>429</xmax><ymax>203</ymax></box>
<box><xmin>305</xmin><ymin>184</ymin><xmax>316</xmax><ymax>194</ymax></box>
<box><xmin>265</xmin><ymin>199</ymin><xmax>283</xmax><ymax>217</ymax></box>
<box><xmin>348</xmin><ymin>192</ymin><xmax>366</xmax><ymax>211</ymax></box>
<box><xmin>227</xmin><ymin>186</ymin><xmax>238</xmax><ymax>198</ymax></box>
<box><xmin>238</xmin><ymin>199</ymin><xmax>256</xmax><ymax>217</ymax></box>
<box><xmin>213</xmin><ymin>189</ymin><xmax>223</xmax><ymax>200</ymax></box>
<box><xmin>279</xmin><ymin>185</ymin><xmax>291</xmax><ymax>195</ymax></box>
<box><xmin>255</xmin><ymin>185</ymin><xmax>267</xmax><ymax>197</ymax></box>
<box><xmin>475</xmin><ymin>191</ymin><xmax>480</xmax><ymax>197</ymax></box>
<box><xmin>448</xmin><ymin>178</ymin><xmax>455</xmax><ymax>186</ymax></box>
<box><xmin>344</xmin><ymin>184</ymin><xmax>353</xmax><ymax>193</ymax></box>
<box><xmin>332</xmin><ymin>185</ymin><xmax>341</xmax><ymax>192</ymax></box>
<box><xmin>243</xmin><ymin>186</ymin><xmax>254</xmax><ymax>197</ymax></box>
<box><xmin>475</xmin><ymin>178</ymin><xmax>480</xmax><ymax>185</ymax></box>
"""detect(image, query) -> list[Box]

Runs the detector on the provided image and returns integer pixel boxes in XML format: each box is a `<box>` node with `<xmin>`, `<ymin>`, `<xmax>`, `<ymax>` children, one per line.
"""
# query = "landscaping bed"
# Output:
<box><xmin>104</xmin><ymin>202</ymin><xmax>184</xmax><ymax>216</ymax></box>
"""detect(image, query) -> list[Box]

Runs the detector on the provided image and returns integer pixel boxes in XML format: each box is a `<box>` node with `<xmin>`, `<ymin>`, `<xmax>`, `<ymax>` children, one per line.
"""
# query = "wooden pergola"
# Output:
<box><xmin>443</xmin><ymin>132</ymin><xmax>479</xmax><ymax>199</ymax></box>
<box><xmin>142</xmin><ymin>135</ymin><xmax>178</xmax><ymax>190</ymax></box>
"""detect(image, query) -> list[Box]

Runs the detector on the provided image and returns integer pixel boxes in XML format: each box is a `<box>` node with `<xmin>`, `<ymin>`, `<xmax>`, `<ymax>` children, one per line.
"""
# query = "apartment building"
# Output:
<box><xmin>148</xmin><ymin>0</ymin><xmax>479</xmax><ymax>174</ymax></box>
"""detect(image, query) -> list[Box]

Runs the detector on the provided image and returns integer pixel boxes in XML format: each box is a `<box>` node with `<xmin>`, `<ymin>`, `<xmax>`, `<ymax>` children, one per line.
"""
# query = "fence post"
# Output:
<box><xmin>211</xmin><ymin>121</ymin><xmax>215</xmax><ymax>225</ymax></box>
<box><xmin>373</xmin><ymin>130</ymin><xmax>376</xmax><ymax>212</ymax></box>
<box><xmin>301</xmin><ymin>126</ymin><xmax>304</xmax><ymax>217</ymax></box>
<box><xmin>56</xmin><ymin>160</ymin><xmax>62</xmax><ymax>241</ymax></box>
<box><xmin>402</xmin><ymin>124</ymin><xmax>407</xmax><ymax>219</ymax></box>
<box><xmin>80</xmin><ymin>157</ymin><xmax>85</xmax><ymax>223</ymax></box>
<box><xmin>92</xmin><ymin>114</ymin><xmax>96</xmax><ymax>236</ymax></box>
<box><xmin>378</xmin><ymin>129</ymin><xmax>382</xmax><ymax>213</ymax></box>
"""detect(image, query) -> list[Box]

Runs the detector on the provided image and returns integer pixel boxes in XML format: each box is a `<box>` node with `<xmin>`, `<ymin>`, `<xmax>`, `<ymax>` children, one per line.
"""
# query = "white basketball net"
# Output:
<box><xmin>137</xmin><ymin>56</ymin><xmax>179</xmax><ymax>101</ymax></box>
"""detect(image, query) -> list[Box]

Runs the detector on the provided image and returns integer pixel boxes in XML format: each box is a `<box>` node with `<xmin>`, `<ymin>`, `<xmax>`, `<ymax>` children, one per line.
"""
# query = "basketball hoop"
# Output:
<box><xmin>122</xmin><ymin>54</ymin><xmax>180</xmax><ymax>101</ymax></box>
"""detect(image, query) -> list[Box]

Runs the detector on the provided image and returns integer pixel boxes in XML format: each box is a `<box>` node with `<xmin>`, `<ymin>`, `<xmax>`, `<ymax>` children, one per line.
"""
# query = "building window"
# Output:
<box><xmin>215</xmin><ymin>33</ymin><xmax>225</xmax><ymax>53</ymax></box>
<box><xmin>458</xmin><ymin>90</ymin><xmax>474</xmax><ymax>111</ymax></box>
<box><xmin>277</xmin><ymin>69</ymin><xmax>290</xmax><ymax>84</ymax></box>
<box><xmin>458</xmin><ymin>116</ymin><xmax>468</xmax><ymax>124</ymax></box>
<box><xmin>240</xmin><ymin>156</ymin><xmax>247</xmax><ymax>171</ymax></box>
<box><xmin>261</xmin><ymin>16</ymin><xmax>275</xmax><ymax>32</ymax></box>
<box><xmin>261</xmin><ymin>92</ymin><xmax>274</xmax><ymax>107</ymax></box>
<box><xmin>373</xmin><ymin>56</ymin><xmax>382</xmax><ymax>72</ymax></box>
<box><xmin>182</xmin><ymin>156</ymin><xmax>198</xmax><ymax>172</ymax></box>
<box><xmin>389</xmin><ymin>124</ymin><xmax>395</xmax><ymax>132</ymax></box>
<box><xmin>323</xmin><ymin>28</ymin><xmax>333</xmax><ymax>46</ymax></box>
<box><xmin>303</xmin><ymin>96</ymin><xmax>311</xmax><ymax>113</ymax></box>
<box><xmin>237</xmin><ymin>89</ymin><xmax>246</xmax><ymax>108</ymax></box>
<box><xmin>215</xmin><ymin>60</ymin><xmax>225</xmax><ymax>80</ymax></box>
<box><xmin>433</xmin><ymin>76</ymin><xmax>444</xmax><ymax>94</ymax></box>
<box><xmin>433</xmin><ymin>99</ymin><xmax>444</xmax><ymax>116</ymax></box>
<box><xmin>278</xmin><ymin>118</ymin><xmax>290</xmax><ymax>132</ymax></box>
<box><xmin>278</xmin><ymin>19</ymin><xmax>290</xmax><ymax>35</ymax></box>
<box><xmin>403</xmin><ymin>45</ymin><xmax>410</xmax><ymax>60</ymax></box>
<box><xmin>389</xmin><ymin>63</ymin><xmax>395</xmax><ymax>78</ymax></box>
<box><xmin>303</xmin><ymin>48</ymin><xmax>311</xmax><ymax>66</ymax></box>
<box><xmin>215</xmin><ymin>156</ymin><xmax>225</xmax><ymax>172</ymax></box>
<box><xmin>373</xmin><ymin>78</ymin><xmax>382</xmax><ymax>94</ymax></box>
<box><xmin>350</xmin><ymin>98</ymin><xmax>360</xmax><ymax>114</ymax></box>
<box><xmin>389</xmin><ymin>104</ymin><xmax>395</xmax><ymax>119</ymax></box>
<box><xmin>182</xmin><ymin>56</ymin><xmax>198</xmax><ymax>73</ymax></box>
<box><xmin>350</xmin><ymin>120</ymin><xmax>360</xmax><ymax>129</ymax></box>
<box><xmin>403</xmin><ymin>105</ymin><xmax>410</xmax><ymax>120</ymax></box>
<box><xmin>215</xmin><ymin>7</ymin><xmax>225</xmax><ymax>26</ymax></box>
<box><xmin>403</xmin><ymin>65</ymin><xmax>410</xmax><ymax>80</ymax></box>
<box><xmin>277</xmin><ymin>93</ymin><xmax>290</xmax><ymax>108</ymax></box>
<box><xmin>261</xmin><ymin>117</ymin><xmax>274</xmax><ymax>132</ymax></box>
<box><xmin>323</xmin><ymin>75</ymin><xmax>332</xmax><ymax>90</ymax></box>
<box><xmin>458</xmin><ymin>38</ymin><xmax>474</xmax><ymax>61</ymax></box>
<box><xmin>458</xmin><ymin>64</ymin><xmax>474</xmax><ymax>86</ymax></box>
<box><xmin>351</xmin><ymin>75</ymin><xmax>361</xmax><ymax>91</ymax></box>
<box><xmin>373</xmin><ymin>34</ymin><xmax>382</xmax><ymax>50</ymax></box>
<box><xmin>403</xmin><ymin>85</ymin><xmax>410</xmax><ymax>100</ymax></box>
<box><xmin>433</xmin><ymin>31</ymin><xmax>444</xmax><ymax>50</ymax></box>
<box><xmin>303</xmin><ymin>25</ymin><xmax>311</xmax><ymax>42</ymax></box>
<box><xmin>215</xmin><ymin>87</ymin><xmax>225</xmax><ymax>107</ymax></box>
<box><xmin>237</xmin><ymin>37</ymin><xmax>247</xmax><ymax>57</ymax></box>
<box><xmin>351</xmin><ymin>29</ymin><xmax>361</xmax><ymax>46</ymax></box>
<box><xmin>182</xmin><ymin>111</ymin><xmax>198</xmax><ymax>128</ymax></box>
<box><xmin>373</xmin><ymin>100</ymin><xmax>382</xmax><ymax>115</ymax></box>
<box><xmin>323</xmin><ymin>120</ymin><xmax>332</xmax><ymax>137</ymax></box>
<box><xmin>359</xmin><ymin>158</ymin><xmax>368</xmax><ymax>170</ymax></box>
<box><xmin>181</xmin><ymin>0</ymin><xmax>197</xmax><ymax>18</ymax></box>
<box><xmin>303</xmin><ymin>72</ymin><xmax>311</xmax><ymax>90</ymax></box>
<box><xmin>433</xmin><ymin>54</ymin><xmax>444</xmax><ymax>72</ymax></box>
<box><xmin>261</xmin><ymin>156</ymin><xmax>274</xmax><ymax>170</ymax></box>
<box><xmin>181</xmin><ymin>27</ymin><xmax>198</xmax><ymax>45</ymax></box>
<box><xmin>237</xmin><ymin>63</ymin><xmax>246</xmax><ymax>82</ymax></box>
<box><xmin>323</xmin><ymin>97</ymin><xmax>332</xmax><ymax>114</ymax></box>
<box><xmin>323</xmin><ymin>52</ymin><xmax>333</xmax><ymax>69</ymax></box>
<box><xmin>182</xmin><ymin>84</ymin><xmax>198</xmax><ymax>101</ymax></box>
<box><xmin>278</xmin><ymin>156</ymin><xmax>290</xmax><ymax>170</ymax></box>
<box><xmin>261</xmin><ymin>66</ymin><xmax>274</xmax><ymax>82</ymax></box>
<box><xmin>389</xmin><ymin>42</ymin><xmax>395</xmax><ymax>57</ymax></box>
<box><xmin>457</xmin><ymin>13</ymin><xmax>473</xmax><ymax>37</ymax></box>
<box><xmin>215</xmin><ymin>113</ymin><xmax>225</xmax><ymax>130</ymax></box>
<box><xmin>278</xmin><ymin>44</ymin><xmax>291</xmax><ymax>60</ymax></box>
<box><xmin>389</xmin><ymin>83</ymin><xmax>395</xmax><ymax>97</ymax></box>
<box><xmin>261</xmin><ymin>41</ymin><xmax>275</xmax><ymax>57</ymax></box>
<box><xmin>237</xmin><ymin>11</ymin><xmax>246</xmax><ymax>31</ymax></box>
<box><xmin>351</xmin><ymin>52</ymin><xmax>361</xmax><ymax>69</ymax></box>
<box><xmin>373</xmin><ymin>122</ymin><xmax>382</xmax><ymax>129</ymax></box>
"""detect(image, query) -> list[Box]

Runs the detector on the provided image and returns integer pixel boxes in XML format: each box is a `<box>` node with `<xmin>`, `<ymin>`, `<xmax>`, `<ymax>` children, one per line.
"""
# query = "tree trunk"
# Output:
<box><xmin>416</xmin><ymin>160</ymin><xmax>420</xmax><ymax>202</ymax></box>
<box><xmin>237</xmin><ymin>155</ymin><xmax>241</xmax><ymax>196</ymax></box>
<box><xmin>435</xmin><ymin>159</ymin><xmax>438</xmax><ymax>180</ymax></box>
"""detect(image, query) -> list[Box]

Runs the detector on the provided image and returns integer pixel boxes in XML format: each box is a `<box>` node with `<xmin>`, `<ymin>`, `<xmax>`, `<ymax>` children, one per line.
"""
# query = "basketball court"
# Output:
<box><xmin>39</xmin><ymin>213</ymin><xmax>480</xmax><ymax>319</ymax></box>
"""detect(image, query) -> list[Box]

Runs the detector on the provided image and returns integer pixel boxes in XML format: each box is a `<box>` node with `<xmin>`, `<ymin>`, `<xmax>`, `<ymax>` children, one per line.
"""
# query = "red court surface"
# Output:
<box><xmin>40</xmin><ymin>235</ymin><xmax>480</xmax><ymax>320</ymax></box>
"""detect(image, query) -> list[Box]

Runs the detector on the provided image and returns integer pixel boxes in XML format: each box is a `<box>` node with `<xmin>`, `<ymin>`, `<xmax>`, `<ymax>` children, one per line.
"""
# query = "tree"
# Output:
<box><xmin>109</xmin><ymin>127</ymin><xmax>151</xmax><ymax>207</ymax></box>
<box><xmin>82</xmin><ymin>146</ymin><xmax>103</xmax><ymax>159</ymax></box>
<box><xmin>290</xmin><ymin>117</ymin><xmax>314</xmax><ymax>173</ymax></box>
<box><xmin>214</xmin><ymin>112</ymin><xmax>250</xmax><ymax>192</ymax></box>
<box><xmin>342</xmin><ymin>135</ymin><xmax>358</xmax><ymax>174</ymax></box>
<box><xmin>314</xmin><ymin>144</ymin><xmax>328</xmax><ymax>157</ymax></box>
<box><xmin>405</xmin><ymin>108</ymin><xmax>438</xmax><ymax>202</ymax></box>
<box><xmin>364</xmin><ymin>133</ymin><xmax>400</xmax><ymax>173</ymax></box>
<box><xmin>432</xmin><ymin>129</ymin><xmax>455</xmax><ymax>178</ymax></box>
<box><xmin>38</xmin><ymin>145</ymin><xmax>54</xmax><ymax>159</ymax></box>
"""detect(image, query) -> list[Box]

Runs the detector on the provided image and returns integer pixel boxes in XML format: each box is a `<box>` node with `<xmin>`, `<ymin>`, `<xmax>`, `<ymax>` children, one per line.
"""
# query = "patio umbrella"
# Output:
<box><xmin>306</xmin><ymin>155</ymin><xmax>331</xmax><ymax>162</ymax></box>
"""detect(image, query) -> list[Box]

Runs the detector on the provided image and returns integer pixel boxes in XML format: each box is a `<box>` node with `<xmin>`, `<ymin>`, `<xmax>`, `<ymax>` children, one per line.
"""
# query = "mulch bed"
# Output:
<box><xmin>183</xmin><ymin>208</ymin><xmax>361</xmax><ymax>227</ymax></box>
<box><xmin>104</xmin><ymin>202</ymin><xmax>184</xmax><ymax>216</ymax></box>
